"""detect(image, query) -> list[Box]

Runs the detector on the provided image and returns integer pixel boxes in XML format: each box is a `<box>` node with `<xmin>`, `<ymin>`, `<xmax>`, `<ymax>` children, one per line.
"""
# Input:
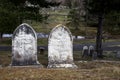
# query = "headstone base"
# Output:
<box><xmin>9</xmin><ymin>64</ymin><xmax>43</xmax><ymax>68</ymax></box>
<box><xmin>10</xmin><ymin>61</ymin><xmax>43</xmax><ymax>67</ymax></box>
<box><xmin>48</xmin><ymin>63</ymin><xmax>77</xmax><ymax>68</ymax></box>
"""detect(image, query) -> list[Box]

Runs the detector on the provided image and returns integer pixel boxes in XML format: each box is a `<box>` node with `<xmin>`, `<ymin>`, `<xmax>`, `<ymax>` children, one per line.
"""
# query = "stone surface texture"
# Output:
<box><xmin>89</xmin><ymin>45</ymin><xmax>94</xmax><ymax>56</ymax></box>
<box><xmin>11</xmin><ymin>23</ymin><xmax>40</xmax><ymax>66</ymax></box>
<box><xmin>82</xmin><ymin>46</ymin><xmax>89</xmax><ymax>58</ymax></box>
<box><xmin>48</xmin><ymin>24</ymin><xmax>77</xmax><ymax>68</ymax></box>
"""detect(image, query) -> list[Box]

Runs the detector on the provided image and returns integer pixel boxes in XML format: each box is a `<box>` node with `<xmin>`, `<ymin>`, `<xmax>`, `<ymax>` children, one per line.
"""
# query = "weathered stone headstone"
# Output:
<box><xmin>88</xmin><ymin>45</ymin><xmax>94</xmax><ymax>57</ymax></box>
<box><xmin>92</xmin><ymin>51</ymin><xmax>97</xmax><ymax>60</ymax></box>
<box><xmin>11</xmin><ymin>23</ymin><xmax>41</xmax><ymax>66</ymax></box>
<box><xmin>116</xmin><ymin>51</ymin><xmax>120</xmax><ymax>59</ymax></box>
<box><xmin>48</xmin><ymin>24</ymin><xmax>77</xmax><ymax>68</ymax></box>
<box><xmin>82</xmin><ymin>46</ymin><xmax>88</xmax><ymax>58</ymax></box>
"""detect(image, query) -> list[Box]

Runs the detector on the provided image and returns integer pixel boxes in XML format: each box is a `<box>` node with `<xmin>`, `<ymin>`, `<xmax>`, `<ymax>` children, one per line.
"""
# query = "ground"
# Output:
<box><xmin>0</xmin><ymin>51</ymin><xmax>120</xmax><ymax>80</ymax></box>
<box><xmin>0</xmin><ymin>61</ymin><xmax>120</xmax><ymax>80</ymax></box>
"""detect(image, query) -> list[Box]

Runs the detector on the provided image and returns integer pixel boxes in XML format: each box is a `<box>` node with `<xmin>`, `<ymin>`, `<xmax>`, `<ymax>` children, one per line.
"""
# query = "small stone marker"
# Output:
<box><xmin>82</xmin><ymin>46</ymin><xmax>89</xmax><ymax>58</ymax></box>
<box><xmin>92</xmin><ymin>51</ymin><xmax>97</xmax><ymax>60</ymax></box>
<box><xmin>48</xmin><ymin>24</ymin><xmax>77</xmax><ymax>68</ymax></box>
<box><xmin>11</xmin><ymin>23</ymin><xmax>41</xmax><ymax>66</ymax></box>
<box><xmin>88</xmin><ymin>45</ymin><xmax>94</xmax><ymax>57</ymax></box>
<box><xmin>116</xmin><ymin>51</ymin><xmax>120</xmax><ymax>59</ymax></box>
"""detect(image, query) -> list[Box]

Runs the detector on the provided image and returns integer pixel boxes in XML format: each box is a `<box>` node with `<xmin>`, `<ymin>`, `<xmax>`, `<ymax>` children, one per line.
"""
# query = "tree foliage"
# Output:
<box><xmin>67</xmin><ymin>9</ymin><xmax>81</xmax><ymax>29</ymax></box>
<box><xmin>66</xmin><ymin>0</ymin><xmax>86</xmax><ymax>37</ymax></box>
<box><xmin>27</xmin><ymin>0</ymin><xmax>60</xmax><ymax>7</ymax></box>
<box><xmin>88</xmin><ymin>0</ymin><xmax>120</xmax><ymax>57</ymax></box>
<box><xmin>0</xmin><ymin>0</ymin><xmax>60</xmax><ymax>37</ymax></box>
<box><xmin>0</xmin><ymin>8</ymin><xmax>19</xmax><ymax>38</ymax></box>
<box><xmin>0</xmin><ymin>0</ymin><xmax>20</xmax><ymax>37</ymax></box>
<box><xmin>64</xmin><ymin>0</ymin><xmax>72</xmax><ymax>8</ymax></box>
<box><xmin>104</xmin><ymin>12</ymin><xmax>120</xmax><ymax>34</ymax></box>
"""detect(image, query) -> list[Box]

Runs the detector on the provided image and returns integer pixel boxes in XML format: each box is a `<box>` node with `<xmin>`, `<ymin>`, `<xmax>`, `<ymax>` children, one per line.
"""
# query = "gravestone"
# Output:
<box><xmin>11</xmin><ymin>23</ymin><xmax>41</xmax><ymax>66</ymax></box>
<box><xmin>116</xmin><ymin>51</ymin><xmax>120</xmax><ymax>59</ymax></box>
<box><xmin>82</xmin><ymin>46</ymin><xmax>88</xmax><ymax>58</ymax></box>
<box><xmin>92</xmin><ymin>51</ymin><xmax>97</xmax><ymax>60</ymax></box>
<box><xmin>48</xmin><ymin>24</ymin><xmax>77</xmax><ymax>68</ymax></box>
<box><xmin>88</xmin><ymin>45</ymin><xmax>94</xmax><ymax>57</ymax></box>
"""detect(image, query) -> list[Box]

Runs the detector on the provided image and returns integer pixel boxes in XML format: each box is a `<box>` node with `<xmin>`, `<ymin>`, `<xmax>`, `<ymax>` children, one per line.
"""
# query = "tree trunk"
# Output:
<box><xmin>75</xmin><ymin>35</ymin><xmax>78</xmax><ymax>39</ymax></box>
<box><xmin>0</xmin><ymin>33</ymin><xmax>3</xmax><ymax>39</ymax></box>
<box><xmin>96</xmin><ymin>14</ymin><xmax>104</xmax><ymax>58</ymax></box>
<box><xmin>75</xmin><ymin>28</ymin><xmax>78</xmax><ymax>39</ymax></box>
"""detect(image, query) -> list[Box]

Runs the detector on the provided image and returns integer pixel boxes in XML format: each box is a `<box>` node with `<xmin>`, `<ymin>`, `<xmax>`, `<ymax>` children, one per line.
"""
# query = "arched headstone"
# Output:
<box><xmin>82</xmin><ymin>46</ymin><xmax>89</xmax><ymax>58</ymax></box>
<box><xmin>48</xmin><ymin>24</ymin><xmax>77</xmax><ymax>68</ymax></box>
<box><xmin>11</xmin><ymin>23</ymin><xmax>41</xmax><ymax>66</ymax></box>
<box><xmin>116</xmin><ymin>51</ymin><xmax>120</xmax><ymax>59</ymax></box>
<box><xmin>88</xmin><ymin>45</ymin><xmax>94</xmax><ymax>57</ymax></box>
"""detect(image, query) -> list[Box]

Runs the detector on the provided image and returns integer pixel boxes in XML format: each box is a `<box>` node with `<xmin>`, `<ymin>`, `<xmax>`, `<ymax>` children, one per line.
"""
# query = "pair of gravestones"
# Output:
<box><xmin>11</xmin><ymin>23</ymin><xmax>77</xmax><ymax>68</ymax></box>
<box><xmin>82</xmin><ymin>46</ymin><xmax>97</xmax><ymax>60</ymax></box>
<box><xmin>82</xmin><ymin>46</ymin><xmax>95</xmax><ymax>58</ymax></box>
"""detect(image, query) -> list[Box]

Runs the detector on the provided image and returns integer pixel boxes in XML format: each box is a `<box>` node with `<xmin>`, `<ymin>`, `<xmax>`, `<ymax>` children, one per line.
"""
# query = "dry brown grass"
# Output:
<box><xmin>0</xmin><ymin>51</ymin><xmax>120</xmax><ymax>80</ymax></box>
<box><xmin>0</xmin><ymin>63</ymin><xmax>120</xmax><ymax>80</ymax></box>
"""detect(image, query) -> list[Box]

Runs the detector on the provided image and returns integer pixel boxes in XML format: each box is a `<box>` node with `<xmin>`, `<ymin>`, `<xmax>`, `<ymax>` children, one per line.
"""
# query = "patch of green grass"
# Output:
<box><xmin>0</xmin><ymin>51</ymin><xmax>120</xmax><ymax>67</ymax></box>
<box><xmin>73</xmin><ymin>39</ymin><xmax>96</xmax><ymax>45</ymax></box>
<box><xmin>0</xmin><ymin>51</ymin><xmax>11</xmax><ymax>67</ymax></box>
<box><xmin>103</xmin><ymin>51</ymin><xmax>120</xmax><ymax>61</ymax></box>
<box><xmin>1</xmin><ymin>37</ymin><xmax>120</xmax><ymax>49</ymax></box>
<box><xmin>0</xmin><ymin>39</ymin><xmax>11</xmax><ymax>46</ymax></box>
<box><xmin>38</xmin><ymin>38</ymin><xmax>48</xmax><ymax>46</ymax></box>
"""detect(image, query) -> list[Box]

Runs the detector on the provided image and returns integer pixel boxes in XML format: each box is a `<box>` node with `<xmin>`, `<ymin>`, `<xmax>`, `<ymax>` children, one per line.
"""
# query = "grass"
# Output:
<box><xmin>38</xmin><ymin>38</ymin><xmax>48</xmax><ymax>46</ymax></box>
<box><xmin>0</xmin><ymin>67</ymin><xmax>120</xmax><ymax>80</ymax></box>
<box><xmin>0</xmin><ymin>51</ymin><xmax>120</xmax><ymax>80</ymax></box>
<box><xmin>1</xmin><ymin>38</ymin><xmax>120</xmax><ymax>46</ymax></box>
<box><xmin>22</xmin><ymin>8</ymin><xmax>97</xmax><ymax>36</ymax></box>
<box><xmin>0</xmin><ymin>38</ymin><xmax>11</xmax><ymax>46</ymax></box>
<box><xmin>23</xmin><ymin>9</ymin><xmax>69</xmax><ymax>33</ymax></box>
<box><xmin>1</xmin><ymin>51</ymin><xmax>120</xmax><ymax>67</ymax></box>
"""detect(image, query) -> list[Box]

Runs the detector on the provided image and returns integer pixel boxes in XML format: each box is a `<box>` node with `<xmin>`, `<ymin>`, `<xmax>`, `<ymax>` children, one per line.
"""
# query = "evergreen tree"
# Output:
<box><xmin>0</xmin><ymin>0</ymin><xmax>60</xmax><ymax>38</ymax></box>
<box><xmin>104</xmin><ymin>12</ymin><xmax>120</xmax><ymax>35</ymax></box>
<box><xmin>88</xmin><ymin>0</ymin><xmax>120</xmax><ymax>58</ymax></box>
<box><xmin>67</xmin><ymin>8</ymin><xmax>84</xmax><ymax>38</ymax></box>
<box><xmin>0</xmin><ymin>0</ymin><xmax>20</xmax><ymax>38</ymax></box>
<box><xmin>66</xmin><ymin>0</ymin><xmax>86</xmax><ymax>38</ymax></box>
